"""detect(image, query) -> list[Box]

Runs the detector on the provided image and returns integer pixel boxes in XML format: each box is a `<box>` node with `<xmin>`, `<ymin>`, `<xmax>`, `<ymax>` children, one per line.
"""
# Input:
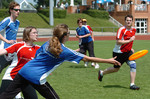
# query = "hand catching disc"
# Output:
<box><xmin>129</xmin><ymin>50</ymin><xmax>148</xmax><ymax>61</ymax></box>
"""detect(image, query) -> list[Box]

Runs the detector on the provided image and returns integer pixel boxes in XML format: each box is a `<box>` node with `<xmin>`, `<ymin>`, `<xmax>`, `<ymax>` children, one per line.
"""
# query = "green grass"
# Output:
<box><xmin>0</xmin><ymin>13</ymin><xmax>118</xmax><ymax>31</ymax></box>
<box><xmin>0</xmin><ymin>40</ymin><xmax>150</xmax><ymax>99</ymax></box>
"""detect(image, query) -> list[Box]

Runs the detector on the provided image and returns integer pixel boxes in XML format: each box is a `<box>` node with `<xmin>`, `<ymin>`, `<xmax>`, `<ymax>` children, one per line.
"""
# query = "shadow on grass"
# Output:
<box><xmin>103</xmin><ymin>85</ymin><xmax>128</xmax><ymax>89</ymax></box>
<box><xmin>37</xmin><ymin>13</ymin><xmax>49</xmax><ymax>25</ymax></box>
<box><xmin>69</xmin><ymin>65</ymin><xmax>87</xmax><ymax>68</ymax></box>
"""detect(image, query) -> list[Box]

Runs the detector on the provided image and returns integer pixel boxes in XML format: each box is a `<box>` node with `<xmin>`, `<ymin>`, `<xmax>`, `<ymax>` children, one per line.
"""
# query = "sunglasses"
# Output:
<box><xmin>13</xmin><ymin>9</ymin><xmax>21</xmax><ymax>12</ymax></box>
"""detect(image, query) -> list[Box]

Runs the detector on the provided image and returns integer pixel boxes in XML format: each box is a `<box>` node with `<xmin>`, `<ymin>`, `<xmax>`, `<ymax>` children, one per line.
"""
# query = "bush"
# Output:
<box><xmin>38</xmin><ymin>9</ymin><xmax>67</xmax><ymax>18</ymax></box>
<box><xmin>83</xmin><ymin>9</ymin><xmax>109</xmax><ymax>19</ymax></box>
<box><xmin>0</xmin><ymin>9</ymin><xmax>9</xmax><ymax>18</ymax></box>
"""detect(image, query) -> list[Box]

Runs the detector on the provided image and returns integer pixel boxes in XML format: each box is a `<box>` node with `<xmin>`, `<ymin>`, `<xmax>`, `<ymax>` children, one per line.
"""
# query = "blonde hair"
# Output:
<box><xmin>23</xmin><ymin>26</ymin><xmax>36</xmax><ymax>42</ymax></box>
<box><xmin>49</xmin><ymin>24</ymin><xmax>69</xmax><ymax>58</ymax></box>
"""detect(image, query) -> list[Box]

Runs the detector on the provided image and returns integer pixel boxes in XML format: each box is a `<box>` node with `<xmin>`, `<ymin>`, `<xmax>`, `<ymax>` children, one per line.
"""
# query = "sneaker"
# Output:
<box><xmin>98</xmin><ymin>70</ymin><xmax>103</xmax><ymax>82</ymax></box>
<box><xmin>84</xmin><ymin>62</ymin><xmax>88</xmax><ymax>67</ymax></box>
<box><xmin>95</xmin><ymin>63</ymin><xmax>99</xmax><ymax>69</ymax></box>
<box><xmin>130</xmin><ymin>85</ymin><xmax>140</xmax><ymax>90</ymax></box>
<box><xmin>91</xmin><ymin>62</ymin><xmax>95</xmax><ymax>67</ymax></box>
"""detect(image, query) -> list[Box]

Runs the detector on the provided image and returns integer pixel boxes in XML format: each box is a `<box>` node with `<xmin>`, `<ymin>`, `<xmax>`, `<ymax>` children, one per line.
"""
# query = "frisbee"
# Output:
<box><xmin>129</xmin><ymin>50</ymin><xmax>148</xmax><ymax>61</ymax></box>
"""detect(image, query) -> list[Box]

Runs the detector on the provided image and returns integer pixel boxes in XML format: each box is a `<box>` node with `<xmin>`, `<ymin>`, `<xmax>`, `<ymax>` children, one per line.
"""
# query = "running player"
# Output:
<box><xmin>0</xmin><ymin>1</ymin><xmax>20</xmax><ymax>73</ymax></box>
<box><xmin>98</xmin><ymin>15</ymin><xmax>140</xmax><ymax>90</ymax></box>
<box><xmin>0</xmin><ymin>24</ymin><xmax>120</xmax><ymax>99</ymax></box>
<box><xmin>0</xmin><ymin>26</ymin><xmax>40</xmax><ymax>99</ymax></box>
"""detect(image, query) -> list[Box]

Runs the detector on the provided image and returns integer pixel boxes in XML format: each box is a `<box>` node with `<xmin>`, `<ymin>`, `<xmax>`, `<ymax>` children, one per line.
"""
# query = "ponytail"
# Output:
<box><xmin>49</xmin><ymin>24</ymin><xmax>68</xmax><ymax>58</ymax></box>
<box><xmin>49</xmin><ymin>36</ymin><xmax>62</xmax><ymax>58</ymax></box>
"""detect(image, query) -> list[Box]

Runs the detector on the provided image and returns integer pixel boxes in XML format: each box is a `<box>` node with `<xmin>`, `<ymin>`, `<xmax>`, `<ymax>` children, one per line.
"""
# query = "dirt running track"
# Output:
<box><xmin>17</xmin><ymin>35</ymin><xmax>150</xmax><ymax>42</ymax></box>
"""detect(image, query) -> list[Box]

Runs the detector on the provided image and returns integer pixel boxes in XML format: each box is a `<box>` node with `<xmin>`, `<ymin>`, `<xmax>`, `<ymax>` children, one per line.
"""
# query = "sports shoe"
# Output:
<box><xmin>84</xmin><ymin>62</ymin><xmax>88</xmax><ymax>67</ymax></box>
<box><xmin>98</xmin><ymin>70</ymin><xmax>103</xmax><ymax>82</ymax></box>
<box><xmin>95</xmin><ymin>63</ymin><xmax>99</xmax><ymax>69</ymax></box>
<box><xmin>130</xmin><ymin>85</ymin><xmax>140</xmax><ymax>90</ymax></box>
<box><xmin>91</xmin><ymin>62</ymin><xmax>95</xmax><ymax>67</ymax></box>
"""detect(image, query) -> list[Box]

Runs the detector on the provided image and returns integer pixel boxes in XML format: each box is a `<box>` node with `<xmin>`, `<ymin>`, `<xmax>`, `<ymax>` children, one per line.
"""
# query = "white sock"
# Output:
<box><xmin>101</xmin><ymin>71</ymin><xmax>103</xmax><ymax>76</ymax></box>
<box><xmin>130</xmin><ymin>83</ymin><xmax>135</xmax><ymax>86</ymax></box>
<box><xmin>15</xmin><ymin>92</ymin><xmax>22</xmax><ymax>98</ymax></box>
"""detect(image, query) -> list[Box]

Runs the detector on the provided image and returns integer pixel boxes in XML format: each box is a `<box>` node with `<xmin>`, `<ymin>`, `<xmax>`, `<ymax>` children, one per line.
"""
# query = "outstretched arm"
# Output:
<box><xmin>82</xmin><ymin>55</ymin><xmax>121</xmax><ymax>66</ymax></box>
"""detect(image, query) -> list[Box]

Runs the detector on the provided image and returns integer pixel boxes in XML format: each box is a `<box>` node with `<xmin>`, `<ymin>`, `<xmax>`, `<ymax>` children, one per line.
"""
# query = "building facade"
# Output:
<box><xmin>86</xmin><ymin>0</ymin><xmax>150</xmax><ymax>34</ymax></box>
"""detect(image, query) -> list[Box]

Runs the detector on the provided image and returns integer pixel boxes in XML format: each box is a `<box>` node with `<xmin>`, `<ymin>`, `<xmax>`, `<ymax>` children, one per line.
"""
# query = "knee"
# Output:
<box><xmin>127</xmin><ymin>61</ymin><xmax>136</xmax><ymax>72</ymax></box>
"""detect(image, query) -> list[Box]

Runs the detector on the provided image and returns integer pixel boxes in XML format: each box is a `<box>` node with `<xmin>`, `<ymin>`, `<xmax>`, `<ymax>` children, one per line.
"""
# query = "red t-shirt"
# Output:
<box><xmin>3</xmin><ymin>42</ymin><xmax>40</xmax><ymax>80</ymax></box>
<box><xmin>113</xmin><ymin>26</ymin><xmax>136</xmax><ymax>53</ymax></box>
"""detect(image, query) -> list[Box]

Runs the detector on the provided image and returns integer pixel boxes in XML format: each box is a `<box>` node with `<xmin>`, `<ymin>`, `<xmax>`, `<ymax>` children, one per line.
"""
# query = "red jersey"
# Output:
<box><xmin>84</xmin><ymin>25</ymin><xmax>93</xmax><ymax>33</ymax></box>
<box><xmin>113</xmin><ymin>26</ymin><xmax>136</xmax><ymax>53</ymax></box>
<box><xmin>3</xmin><ymin>42</ymin><xmax>40</xmax><ymax>80</ymax></box>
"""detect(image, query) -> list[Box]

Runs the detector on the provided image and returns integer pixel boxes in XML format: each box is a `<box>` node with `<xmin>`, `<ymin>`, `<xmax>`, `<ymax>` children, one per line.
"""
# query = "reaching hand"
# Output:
<box><xmin>109</xmin><ymin>56</ymin><xmax>121</xmax><ymax>66</ymax></box>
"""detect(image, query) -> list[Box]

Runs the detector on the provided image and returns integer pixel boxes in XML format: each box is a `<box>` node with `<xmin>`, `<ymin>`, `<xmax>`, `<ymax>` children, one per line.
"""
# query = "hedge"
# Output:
<box><xmin>38</xmin><ymin>9</ymin><xmax>67</xmax><ymax>18</ymax></box>
<box><xmin>83</xmin><ymin>9</ymin><xmax>109</xmax><ymax>19</ymax></box>
<box><xmin>0</xmin><ymin>9</ymin><xmax>9</xmax><ymax>18</ymax></box>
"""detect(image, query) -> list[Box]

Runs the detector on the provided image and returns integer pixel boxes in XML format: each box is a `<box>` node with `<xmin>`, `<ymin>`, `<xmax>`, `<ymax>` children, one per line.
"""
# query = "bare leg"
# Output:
<box><xmin>103</xmin><ymin>67</ymin><xmax>120</xmax><ymax>75</ymax></box>
<box><xmin>130</xmin><ymin>72</ymin><xmax>136</xmax><ymax>84</ymax></box>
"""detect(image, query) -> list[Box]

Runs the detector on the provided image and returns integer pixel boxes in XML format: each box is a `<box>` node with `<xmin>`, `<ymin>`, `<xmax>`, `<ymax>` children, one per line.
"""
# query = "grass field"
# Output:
<box><xmin>0</xmin><ymin>40</ymin><xmax>150</xmax><ymax>99</ymax></box>
<box><xmin>0</xmin><ymin>13</ymin><xmax>118</xmax><ymax>32</ymax></box>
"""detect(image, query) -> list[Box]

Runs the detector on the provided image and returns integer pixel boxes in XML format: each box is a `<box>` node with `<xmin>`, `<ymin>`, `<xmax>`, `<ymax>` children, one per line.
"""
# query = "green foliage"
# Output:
<box><xmin>83</xmin><ymin>9</ymin><xmax>109</xmax><ymax>19</ymax></box>
<box><xmin>38</xmin><ymin>9</ymin><xmax>67</xmax><ymax>18</ymax></box>
<box><xmin>17</xmin><ymin>12</ymin><xmax>50</xmax><ymax>28</ymax></box>
<box><xmin>0</xmin><ymin>10</ymin><xmax>117</xmax><ymax>31</ymax></box>
<box><xmin>0</xmin><ymin>9</ymin><xmax>9</xmax><ymax>18</ymax></box>
<box><xmin>2</xmin><ymin>0</ymin><xmax>13</xmax><ymax>8</ymax></box>
<box><xmin>53</xmin><ymin>9</ymin><xmax>67</xmax><ymax>18</ymax></box>
<box><xmin>74</xmin><ymin>0</ymin><xmax>82</xmax><ymax>5</ymax></box>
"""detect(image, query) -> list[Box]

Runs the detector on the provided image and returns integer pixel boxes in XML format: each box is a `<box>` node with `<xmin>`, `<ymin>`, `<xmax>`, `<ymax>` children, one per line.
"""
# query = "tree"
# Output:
<box><xmin>2</xmin><ymin>0</ymin><xmax>13</xmax><ymax>8</ymax></box>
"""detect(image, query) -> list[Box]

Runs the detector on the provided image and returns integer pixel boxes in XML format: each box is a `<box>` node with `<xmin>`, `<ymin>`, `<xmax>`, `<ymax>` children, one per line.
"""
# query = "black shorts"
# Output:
<box><xmin>0</xmin><ymin>55</ymin><xmax>12</xmax><ymax>73</ymax></box>
<box><xmin>113</xmin><ymin>51</ymin><xmax>133</xmax><ymax>68</ymax></box>
<box><xmin>79</xmin><ymin>41</ymin><xmax>95</xmax><ymax>57</ymax></box>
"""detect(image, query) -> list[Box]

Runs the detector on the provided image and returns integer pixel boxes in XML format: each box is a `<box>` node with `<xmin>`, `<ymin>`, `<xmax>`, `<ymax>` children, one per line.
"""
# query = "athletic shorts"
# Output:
<box><xmin>79</xmin><ymin>41</ymin><xmax>95</xmax><ymax>57</ymax></box>
<box><xmin>113</xmin><ymin>51</ymin><xmax>133</xmax><ymax>68</ymax></box>
<box><xmin>0</xmin><ymin>55</ymin><xmax>12</xmax><ymax>73</ymax></box>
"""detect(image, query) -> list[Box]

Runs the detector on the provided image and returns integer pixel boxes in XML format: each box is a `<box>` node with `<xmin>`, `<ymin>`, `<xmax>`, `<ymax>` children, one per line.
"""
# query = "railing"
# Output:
<box><xmin>135</xmin><ymin>4</ymin><xmax>147</xmax><ymax>11</ymax></box>
<box><xmin>104</xmin><ymin>5</ymin><xmax>115</xmax><ymax>12</ymax></box>
<box><xmin>119</xmin><ymin>4</ymin><xmax>130</xmax><ymax>11</ymax></box>
<box><xmin>109</xmin><ymin>15</ymin><xmax>123</xmax><ymax>27</ymax></box>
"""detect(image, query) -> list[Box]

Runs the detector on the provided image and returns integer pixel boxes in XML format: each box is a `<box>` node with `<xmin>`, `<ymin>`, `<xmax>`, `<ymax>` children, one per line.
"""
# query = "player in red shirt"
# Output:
<box><xmin>0</xmin><ymin>26</ymin><xmax>40</xmax><ymax>99</ymax></box>
<box><xmin>98</xmin><ymin>15</ymin><xmax>140</xmax><ymax>90</ymax></box>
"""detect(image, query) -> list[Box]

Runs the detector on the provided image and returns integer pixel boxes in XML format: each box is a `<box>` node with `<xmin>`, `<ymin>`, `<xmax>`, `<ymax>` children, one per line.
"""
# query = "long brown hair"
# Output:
<box><xmin>49</xmin><ymin>24</ymin><xmax>69</xmax><ymax>58</ymax></box>
<box><xmin>23</xmin><ymin>26</ymin><xmax>37</xmax><ymax>42</ymax></box>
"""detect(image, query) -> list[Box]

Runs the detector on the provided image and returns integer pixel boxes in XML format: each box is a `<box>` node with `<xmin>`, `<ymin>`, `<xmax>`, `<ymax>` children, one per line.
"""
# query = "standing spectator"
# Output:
<box><xmin>65</xmin><ymin>1</ymin><xmax>69</xmax><ymax>9</ymax></box>
<box><xmin>82</xmin><ymin>18</ymin><xmax>99</xmax><ymax>68</ymax></box>
<box><xmin>57</xmin><ymin>2</ymin><xmax>60</xmax><ymax>8</ymax></box>
<box><xmin>0</xmin><ymin>26</ymin><xmax>40</xmax><ymax>99</ymax></box>
<box><xmin>98</xmin><ymin>15</ymin><xmax>140</xmax><ymax>90</ymax></box>
<box><xmin>60</xmin><ymin>2</ymin><xmax>65</xmax><ymax>9</ymax></box>
<box><xmin>77</xmin><ymin>4</ymin><xmax>80</xmax><ymax>13</ymax></box>
<box><xmin>0</xmin><ymin>24</ymin><xmax>120</xmax><ymax>99</ymax></box>
<box><xmin>0</xmin><ymin>1</ymin><xmax>20</xmax><ymax>73</ymax></box>
<box><xmin>76</xmin><ymin>18</ymin><xmax>99</xmax><ymax>69</ymax></box>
